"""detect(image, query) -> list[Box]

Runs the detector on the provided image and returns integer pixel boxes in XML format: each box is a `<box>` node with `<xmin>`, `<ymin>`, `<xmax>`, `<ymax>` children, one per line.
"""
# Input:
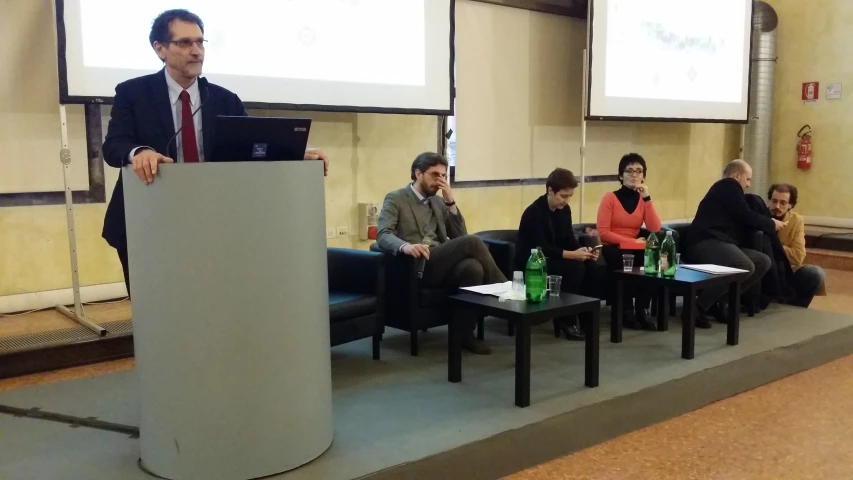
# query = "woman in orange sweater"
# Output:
<box><xmin>597</xmin><ymin>153</ymin><xmax>662</xmax><ymax>330</ymax></box>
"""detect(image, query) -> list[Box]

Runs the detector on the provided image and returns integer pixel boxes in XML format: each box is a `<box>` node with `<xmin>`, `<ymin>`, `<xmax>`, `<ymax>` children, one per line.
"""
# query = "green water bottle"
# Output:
<box><xmin>536</xmin><ymin>246</ymin><xmax>547</xmax><ymax>271</ymax></box>
<box><xmin>660</xmin><ymin>231</ymin><xmax>677</xmax><ymax>277</ymax></box>
<box><xmin>525</xmin><ymin>248</ymin><xmax>547</xmax><ymax>303</ymax></box>
<box><xmin>644</xmin><ymin>231</ymin><xmax>660</xmax><ymax>275</ymax></box>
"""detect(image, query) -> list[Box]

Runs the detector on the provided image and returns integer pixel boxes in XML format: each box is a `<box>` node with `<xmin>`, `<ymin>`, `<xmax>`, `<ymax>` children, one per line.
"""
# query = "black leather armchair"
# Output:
<box><xmin>475</xmin><ymin>228</ymin><xmax>597</xmax><ymax>278</ymax></box>
<box><xmin>369</xmin><ymin>244</ymin><xmax>484</xmax><ymax>356</ymax></box>
<box><xmin>328</xmin><ymin>248</ymin><xmax>385</xmax><ymax>359</ymax></box>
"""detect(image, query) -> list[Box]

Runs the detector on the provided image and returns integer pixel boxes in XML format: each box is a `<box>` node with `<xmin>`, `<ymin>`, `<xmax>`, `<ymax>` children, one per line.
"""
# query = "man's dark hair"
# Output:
<box><xmin>149</xmin><ymin>9</ymin><xmax>205</xmax><ymax>48</ymax></box>
<box><xmin>546</xmin><ymin>168</ymin><xmax>579</xmax><ymax>193</ymax></box>
<box><xmin>768</xmin><ymin>183</ymin><xmax>799</xmax><ymax>207</ymax></box>
<box><xmin>410</xmin><ymin>152</ymin><xmax>449</xmax><ymax>181</ymax></box>
<box><xmin>618</xmin><ymin>153</ymin><xmax>647</xmax><ymax>179</ymax></box>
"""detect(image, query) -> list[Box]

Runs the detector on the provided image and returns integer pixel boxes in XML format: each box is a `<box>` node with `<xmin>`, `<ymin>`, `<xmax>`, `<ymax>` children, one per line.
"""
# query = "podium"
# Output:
<box><xmin>123</xmin><ymin>162</ymin><xmax>333</xmax><ymax>480</ymax></box>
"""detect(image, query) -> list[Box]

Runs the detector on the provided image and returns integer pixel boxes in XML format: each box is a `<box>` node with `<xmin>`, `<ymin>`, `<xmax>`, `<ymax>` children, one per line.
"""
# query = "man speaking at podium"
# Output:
<box><xmin>102</xmin><ymin>9</ymin><xmax>329</xmax><ymax>293</ymax></box>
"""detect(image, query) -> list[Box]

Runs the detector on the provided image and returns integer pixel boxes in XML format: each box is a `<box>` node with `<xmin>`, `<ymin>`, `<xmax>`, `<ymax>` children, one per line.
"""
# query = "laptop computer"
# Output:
<box><xmin>208</xmin><ymin>116</ymin><xmax>311</xmax><ymax>162</ymax></box>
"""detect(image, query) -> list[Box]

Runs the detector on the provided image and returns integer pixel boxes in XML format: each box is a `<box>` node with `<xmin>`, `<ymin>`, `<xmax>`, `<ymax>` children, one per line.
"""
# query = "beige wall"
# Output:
<box><xmin>0</xmin><ymin>0</ymin><xmax>737</xmax><ymax>297</ymax></box>
<box><xmin>765</xmin><ymin>0</ymin><xmax>852</xmax><ymax>220</ymax></box>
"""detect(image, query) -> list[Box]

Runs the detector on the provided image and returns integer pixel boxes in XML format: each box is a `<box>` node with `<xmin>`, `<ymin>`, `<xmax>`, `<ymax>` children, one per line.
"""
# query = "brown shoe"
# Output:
<box><xmin>463</xmin><ymin>337</ymin><xmax>493</xmax><ymax>355</ymax></box>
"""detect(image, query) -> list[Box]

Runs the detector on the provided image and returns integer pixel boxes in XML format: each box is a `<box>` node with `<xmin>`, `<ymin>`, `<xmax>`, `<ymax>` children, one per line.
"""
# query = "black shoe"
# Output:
<box><xmin>622</xmin><ymin>308</ymin><xmax>641</xmax><ymax>330</ymax></box>
<box><xmin>635</xmin><ymin>308</ymin><xmax>657</xmax><ymax>331</ymax></box>
<box><xmin>463</xmin><ymin>336</ymin><xmax>492</xmax><ymax>355</ymax></box>
<box><xmin>707</xmin><ymin>302</ymin><xmax>728</xmax><ymax>324</ymax></box>
<box><xmin>694</xmin><ymin>313</ymin><xmax>713</xmax><ymax>329</ymax></box>
<box><xmin>554</xmin><ymin>318</ymin><xmax>585</xmax><ymax>341</ymax></box>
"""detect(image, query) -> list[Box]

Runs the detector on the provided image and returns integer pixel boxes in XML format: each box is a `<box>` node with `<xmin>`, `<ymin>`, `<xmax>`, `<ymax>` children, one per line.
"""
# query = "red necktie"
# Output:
<box><xmin>179</xmin><ymin>90</ymin><xmax>200</xmax><ymax>163</ymax></box>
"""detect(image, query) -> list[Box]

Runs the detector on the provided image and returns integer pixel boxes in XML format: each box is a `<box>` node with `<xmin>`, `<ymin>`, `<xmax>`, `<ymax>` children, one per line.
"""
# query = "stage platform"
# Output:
<box><xmin>1</xmin><ymin>304</ymin><xmax>853</xmax><ymax>480</ymax></box>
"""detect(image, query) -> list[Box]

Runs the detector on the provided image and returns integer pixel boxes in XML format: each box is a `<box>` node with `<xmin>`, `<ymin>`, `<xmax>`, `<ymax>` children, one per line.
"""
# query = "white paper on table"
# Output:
<box><xmin>460</xmin><ymin>281</ymin><xmax>513</xmax><ymax>296</ymax></box>
<box><xmin>681</xmin><ymin>264</ymin><xmax>749</xmax><ymax>275</ymax></box>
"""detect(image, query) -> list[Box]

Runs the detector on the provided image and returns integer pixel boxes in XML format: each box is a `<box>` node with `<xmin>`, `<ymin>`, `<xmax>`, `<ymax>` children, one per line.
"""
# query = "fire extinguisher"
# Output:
<box><xmin>797</xmin><ymin>124</ymin><xmax>812</xmax><ymax>170</ymax></box>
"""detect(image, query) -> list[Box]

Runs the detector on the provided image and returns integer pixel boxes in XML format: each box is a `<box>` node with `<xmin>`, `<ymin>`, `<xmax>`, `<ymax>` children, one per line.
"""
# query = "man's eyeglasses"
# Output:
<box><xmin>170</xmin><ymin>38</ymin><xmax>207</xmax><ymax>49</ymax></box>
<box><xmin>427</xmin><ymin>172</ymin><xmax>448</xmax><ymax>180</ymax></box>
<box><xmin>623</xmin><ymin>168</ymin><xmax>644</xmax><ymax>176</ymax></box>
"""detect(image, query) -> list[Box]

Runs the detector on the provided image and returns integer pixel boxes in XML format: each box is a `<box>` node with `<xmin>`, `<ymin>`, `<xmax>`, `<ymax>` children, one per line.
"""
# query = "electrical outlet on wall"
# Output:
<box><xmin>337</xmin><ymin>226</ymin><xmax>349</xmax><ymax>237</ymax></box>
<box><xmin>326</xmin><ymin>227</ymin><xmax>336</xmax><ymax>239</ymax></box>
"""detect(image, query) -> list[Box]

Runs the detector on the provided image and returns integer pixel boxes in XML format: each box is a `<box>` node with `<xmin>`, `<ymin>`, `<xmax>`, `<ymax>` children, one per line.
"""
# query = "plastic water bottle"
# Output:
<box><xmin>660</xmin><ymin>231</ymin><xmax>677</xmax><ymax>277</ymax></box>
<box><xmin>536</xmin><ymin>246</ymin><xmax>547</xmax><ymax>271</ymax></box>
<box><xmin>644</xmin><ymin>232</ymin><xmax>660</xmax><ymax>275</ymax></box>
<box><xmin>525</xmin><ymin>248</ymin><xmax>547</xmax><ymax>303</ymax></box>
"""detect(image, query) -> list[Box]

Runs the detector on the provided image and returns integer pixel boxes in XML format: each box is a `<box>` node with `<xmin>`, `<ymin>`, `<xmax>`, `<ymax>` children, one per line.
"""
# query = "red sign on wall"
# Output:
<box><xmin>802</xmin><ymin>82</ymin><xmax>819</xmax><ymax>101</ymax></box>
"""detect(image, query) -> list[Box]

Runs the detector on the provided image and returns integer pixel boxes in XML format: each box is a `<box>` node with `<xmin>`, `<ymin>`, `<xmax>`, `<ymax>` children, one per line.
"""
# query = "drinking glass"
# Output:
<box><xmin>622</xmin><ymin>254</ymin><xmax>635</xmax><ymax>271</ymax></box>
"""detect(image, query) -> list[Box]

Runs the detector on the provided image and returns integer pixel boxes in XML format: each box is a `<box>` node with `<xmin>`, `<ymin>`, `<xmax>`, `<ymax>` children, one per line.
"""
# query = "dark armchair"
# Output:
<box><xmin>328</xmin><ymin>248</ymin><xmax>385</xmax><ymax>359</ymax></box>
<box><xmin>475</xmin><ymin>228</ymin><xmax>597</xmax><ymax>278</ymax></box>
<box><xmin>369</xmin><ymin>244</ymin><xmax>483</xmax><ymax>356</ymax></box>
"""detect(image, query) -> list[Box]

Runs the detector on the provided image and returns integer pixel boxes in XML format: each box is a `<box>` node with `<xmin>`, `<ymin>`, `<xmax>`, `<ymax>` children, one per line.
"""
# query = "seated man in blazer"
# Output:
<box><xmin>102</xmin><ymin>9</ymin><xmax>328</xmax><ymax>294</ymax></box>
<box><xmin>376</xmin><ymin>152</ymin><xmax>506</xmax><ymax>354</ymax></box>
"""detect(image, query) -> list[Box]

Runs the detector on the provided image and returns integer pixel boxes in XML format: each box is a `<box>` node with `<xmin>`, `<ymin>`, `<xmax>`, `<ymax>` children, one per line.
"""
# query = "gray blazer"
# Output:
<box><xmin>376</xmin><ymin>185</ymin><xmax>468</xmax><ymax>253</ymax></box>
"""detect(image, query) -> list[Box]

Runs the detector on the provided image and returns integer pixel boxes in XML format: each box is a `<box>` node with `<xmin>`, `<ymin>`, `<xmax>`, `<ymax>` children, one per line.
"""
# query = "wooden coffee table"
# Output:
<box><xmin>448</xmin><ymin>292</ymin><xmax>600</xmax><ymax>408</ymax></box>
<box><xmin>611</xmin><ymin>267</ymin><xmax>749</xmax><ymax>359</ymax></box>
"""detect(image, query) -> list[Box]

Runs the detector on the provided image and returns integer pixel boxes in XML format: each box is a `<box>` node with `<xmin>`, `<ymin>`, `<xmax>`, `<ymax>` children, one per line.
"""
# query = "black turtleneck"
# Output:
<box><xmin>613</xmin><ymin>185</ymin><xmax>647</xmax><ymax>214</ymax></box>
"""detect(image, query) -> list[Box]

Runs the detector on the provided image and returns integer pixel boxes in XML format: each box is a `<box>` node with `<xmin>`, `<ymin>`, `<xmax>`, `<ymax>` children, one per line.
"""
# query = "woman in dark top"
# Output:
<box><xmin>516</xmin><ymin>168</ymin><xmax>605</xmax><ymax>339</ymax></box>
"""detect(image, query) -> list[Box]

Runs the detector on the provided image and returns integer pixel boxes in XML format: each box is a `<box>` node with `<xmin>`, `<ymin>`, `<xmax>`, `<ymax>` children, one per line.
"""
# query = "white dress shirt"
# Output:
<box><xmin>128</xmin><ymin>70</ymin><xmax>204</xmax><ymax>163</ymax></box>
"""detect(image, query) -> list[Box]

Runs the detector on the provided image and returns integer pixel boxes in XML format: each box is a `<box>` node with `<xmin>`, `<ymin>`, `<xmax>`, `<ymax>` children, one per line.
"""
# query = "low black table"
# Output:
<box><xmin>611</xmin><ymin>267</ymin><xmax>749</xmax><ymax>359</ymax></box>
<box><xmin>448</xmin><ymin>292</ymin><xmax>600</xmax><ymax>408</ymax></box>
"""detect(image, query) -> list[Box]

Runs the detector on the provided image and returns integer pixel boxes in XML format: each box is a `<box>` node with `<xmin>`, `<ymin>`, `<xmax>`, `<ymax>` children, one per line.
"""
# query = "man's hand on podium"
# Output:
<box><xmin>133</xmin><ymin>149</ymin><xmax>174</xmax><ymax>184</ymax></box>
<box><xmin>304</xmin><ymin>148</ymin><xmax>329</xmax><ymax>176</ymax></box>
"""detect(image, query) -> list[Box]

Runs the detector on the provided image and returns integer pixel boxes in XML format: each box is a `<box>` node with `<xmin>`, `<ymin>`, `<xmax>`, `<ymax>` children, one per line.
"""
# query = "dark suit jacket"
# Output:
<box><xmin>101</xmin><ymin>69</ymin><xmax>247</xmax><ymax>249</ymax></box>
<box><xmin>685</xmin><ymin>178</ymin><xmax>776</xmax><ymax>248</ymax></box>
<box><xmin>745</xmin><ymin>194</ymin><xmax>795</xmax><ymax>299</ymax></box>
<box><xmin>515</xmin><ymin>194</ymin><xmax>581</xmax><ymax>270</ymax></box>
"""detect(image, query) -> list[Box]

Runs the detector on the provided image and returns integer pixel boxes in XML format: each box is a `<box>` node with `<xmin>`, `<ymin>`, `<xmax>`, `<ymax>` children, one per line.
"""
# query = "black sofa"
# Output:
<box><xmin>475</xmin><ymin>227</ymin><xmax>598</xmax><ymax>278</ymax></box>
<box><xmin>328</xmin><ymin>248</ymin><xmax>385</xmax><ymax>359</ymax></box>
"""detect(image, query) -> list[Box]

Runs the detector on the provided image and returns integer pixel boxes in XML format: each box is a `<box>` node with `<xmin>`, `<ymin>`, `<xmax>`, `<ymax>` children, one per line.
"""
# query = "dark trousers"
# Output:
<box><xmin>602</xmin><ymin>246</ymin><xmax>653</xmax><ymax>311</ymax></box>
<box><xmin>548</xmin><ymin>258</ymin><xmax>604</xmax><ymax>330</ymax></box>
<box><xmin>116</xmin><ymin>242</ymin><xmax>130</xmax><ymax>297</ymax></box>
<box><xmin>687</xmin><ymin>239</ymin><xmax>770</xmax><ymax>311</ymax></box>
<box><xmin>548</xmin><ymin>258</ymin><xmax>605</xmax><ymax>298</ymax></box>
<box><xmin>423</xmin><ymin>235</ymin><xmax>508</xmax><ymax>288</ymax></box>
<box><xmin>790</xmin><ymin>265</ymin><xmax>825</xmax><ymax>308</ymax></box>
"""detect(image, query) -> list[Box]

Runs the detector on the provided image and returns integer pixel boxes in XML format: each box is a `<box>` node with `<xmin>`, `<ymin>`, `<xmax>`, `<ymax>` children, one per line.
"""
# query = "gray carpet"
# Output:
<box><xmin>1</xmin><ymin>304</ymin><xmax>852</xmax><ymax>480</ymax></box>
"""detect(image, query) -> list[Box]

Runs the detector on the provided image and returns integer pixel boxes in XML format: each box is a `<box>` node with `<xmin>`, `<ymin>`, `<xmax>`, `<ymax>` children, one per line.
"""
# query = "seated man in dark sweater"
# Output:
<box><xmin>516</xmin><ymin>168</ymin><xmax>605</xmax><ymax>340</ymax></box>
<box><xmin>685</xmin><ymin>160</ymin><xmax>784</xmax><ymax>326</ymax></box>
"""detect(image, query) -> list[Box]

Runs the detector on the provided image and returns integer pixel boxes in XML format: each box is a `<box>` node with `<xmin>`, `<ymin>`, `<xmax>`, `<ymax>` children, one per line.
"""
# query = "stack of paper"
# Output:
<box><xmin>681</xmin><ymin>264</ymin><xmax>749</xmax><ymax>275</ymax></box>
<box><xmin>460</xmin><ymin>281</ymin><xmax>513</xmax><ymax>297</ymax></box>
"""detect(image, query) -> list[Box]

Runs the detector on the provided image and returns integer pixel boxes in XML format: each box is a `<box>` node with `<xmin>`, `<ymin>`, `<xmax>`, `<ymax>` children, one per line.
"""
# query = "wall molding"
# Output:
<box><xmin>469</xmin><ymin>0</ymin><xmax>587</xmax><ymax>18</ymax></box>
<box><xmin>0</xmin><ymin>282</ymin><xmax>126</xmax><ymax>314</ymax></box>
<box><xmin>804</xmin><ymin>217</ymin><xmax>853</xmax><ymax>229</ymax></box>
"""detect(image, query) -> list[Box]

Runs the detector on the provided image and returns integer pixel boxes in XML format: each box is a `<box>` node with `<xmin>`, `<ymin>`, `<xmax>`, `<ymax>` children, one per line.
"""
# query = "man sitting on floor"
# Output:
<box><xmin>685</xmin><ymin>160</ymin><xmax>784</xmax><ymax>327</ymax></box>
<box><xmin>768</xmin><ymin>183</ymin><xmax>826</xmax><ymax>308</ymax></box>
<box><xmin>376</xmin><ymin>152</ymin><xmax>507</xmax><ymax>354</ymax></box>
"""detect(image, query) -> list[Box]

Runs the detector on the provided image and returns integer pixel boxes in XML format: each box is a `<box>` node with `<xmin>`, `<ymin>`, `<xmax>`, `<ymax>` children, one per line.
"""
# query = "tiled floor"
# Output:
<box><xmin>508</xmin><ymin>353</ymin><xmax>853</xmax><ymax>480</ymax></box>
<box><xmin>509</xmin><ymin>268</ymin><xmax>853</xmax><ymax>480</ymax></box>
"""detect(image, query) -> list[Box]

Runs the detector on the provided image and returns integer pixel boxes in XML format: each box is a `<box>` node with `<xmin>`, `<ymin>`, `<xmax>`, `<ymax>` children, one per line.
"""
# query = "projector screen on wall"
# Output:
<box><xmin>55</xmin><ymin>0</ymin><xmax>454</xmax><ymax>114</ymax></box>
<box><xmin>587</xmin><ymin>0</ymin><xmax>753</xmax><ymax>122</ymax></box>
